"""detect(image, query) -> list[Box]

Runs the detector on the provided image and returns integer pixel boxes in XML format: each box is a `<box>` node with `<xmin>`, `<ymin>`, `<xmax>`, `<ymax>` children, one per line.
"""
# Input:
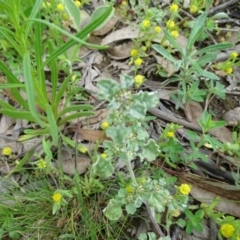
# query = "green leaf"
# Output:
<box><xmin>163</xmin><ymin>29</ymin><xmax>184</xmax><ymax>54</ymax></box>
<box><xmin>141</xmin><ymin>139</ymin><xmax>160</xmax><ymax>161</ymax></box>
<box><xmin>0</xmin><ymin>84</ymin><xmax>24</xmax><ymax>88</ymax></box>
<box><xmin>43</xmin><ymin>4</ymin><xmax>113</xmax><ymax>66</ymax></box>
<box><xmin>92</xmin><ymin>158</ymin><xmax>114</xmax><ymax>178</ymax></box>
<box><xmin>6</xmin><ymin>150</ymin><xmax>33</xmax><ymax>177</ymax></box>
<box><xmin>120</xmin><ymin>75</ymin><xmax>134</xmax><ymax>89</ymax></box>
<box><xmin>58</xmin><ymin>105</ymin><xmax>94</xmax><ymax>118</ymax></box>
<box><xmin>194</xmin><ymin>42</ymin><xmax>233</xmax><ymax>56</ymax></box>
<box><xmin>46</xmin><ymin>104</ymin><xmax>59</xmax><ymax>146</ymax></box>
<box><xmin>0</xmin><ymin>60</ymin><xmax>28</xmax><ymax>109</ymax></box>
<box><xmin>195</xmin><ymin>54</ymin><xmax>217</xmax><ymax>67</ymax></box>
<box><xmin>58</xmin><ymin>111</ymin><xmax>94</xmax><ymax>125</ymax></box>
<box><xmin>97</xmin><ymin>79</ymin><xmax>120</xmax><ymax>101</ymax></box>
<box><xmin>152</xmin><ymin>44</ymin><xmax>177</xmax><ymax>63</ymax></box>
<box><xmin>23</xmin><ymin>52</ymin><xmax>47</xmax><ymax>127</ymax></box>
<box><xmin>61</xmin><ymin>0</ymin><xmax>81</xmax><ymax>31</ymax></box>
<box><xmin>90</xmin><ymin>4</ymin><xmax>114</xmax><ymax>31</ymax></box>
<box><xmin>103</xmin><ymin>199</ymin><xmax>122</xmax><ymax>221</ymax></box>
<box><xmin>126</xmin><ymin>203</ymin><xmax>137</xmax><ymax>215</ymax></box>
<box><xmin>106</xmin><ymin>125</ymin><xmax>131</xmax><ymax>145</ymax></box>
<box><xmin>0</xmin><ymin>109</ymin><xmax>36</xmax><ymax>121</ymax></box>
<box><xmin>188</xmin><ymin>12</ymin><xmax>207</xmax><ymax>51</ymax></box>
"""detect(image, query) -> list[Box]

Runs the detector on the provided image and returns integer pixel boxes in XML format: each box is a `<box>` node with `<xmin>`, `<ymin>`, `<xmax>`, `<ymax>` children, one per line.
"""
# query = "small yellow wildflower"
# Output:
<box><xmin>170</xmin><ymin>30</ymin><xmax>179</xmax><ymax>38</ymax></box>
<box><xmin>2</xmin><ymin>147</ymin><xmax>12</xmax><ymax>156</ymax></box>
<box><xmin>75</xmin><ymin>1</ymin><xmax>81</xmax><ymax>7</ymax></box>
<box><xmin>57</xmin><ymin>3</ymin><xmax>64</xmax><ymax>11</ymax></box>
<box><xmin>179</xmin><ymin>184</ymin><xmax>191</xmax><ymax>195</ymax></box>
<box><xmin>167</xmin><ymin>131</ymin><xmax>174</xmax><ymax>138</ymax></box>
<box><xmin>121</xmin><ymin>0</ymin><xmax>127</xmax><ymax>5</ymax></box>
<box><xmin>236</xmin><ymin>235</ymin><xmax>240</xmax><ymax>240</ymax></box>
<box><xmin>63</xmin><ymin>13</ymin><xmax>69</xmax><ymax>20</ymax></box>
<box><xmin>126</xmin><ymin>185</ymin><xmax>134</xmax><ymax>193</ymax></box>
<box><xmin>134</xmin><ymin>57</ymin><xmax>143</xmax><ymax>66</ymax></box>
<box><xmin>220</xmin><ymin>223</ymin><xmax>235</xmax><ymax>238</ymax></box>
<box><xmin>190</xmin><ymin>5</ymin><xmax>198</xmax><ymax>14</ymax></box>
<box><xmin>142</xmin><ymin>19</ymin><xmax>150</xmax><ymax>28</ymax></box>
<box><xmin>130</xmin><ymin>49</ymin><xmax>138</xmax><ymax>58</ymax></box>
<box><xmin>134</xmin><ymin>75</ymin><xmax>145</xmax><ymax>85</ymax></box>
<box><xmin>101</xmin><ymin>121</ymin><xmax>109</xmax><ymax>130</ymax></box>
<box><xmin>230</xmin><ymin>52</ymin><xmax>238</xmax><ymax>59</ymax></box>
<box><xmin>52</xmin><ymin>192</ymin><xmax>62</xmax><ymax>203</ymax></box>
<box><xmin>154</xmin><ymin>26</ymin><xmax>162</xmax><ymax>33</ymax></box>
<box><xmin>138</xmin><ymin>177</ymin><xmax>146</xmax><ymax>184</ymax></box>
<box><xmin>101</xmin><ymin>153</ymin><xmax>107</xmax><ymax>159</ymax></box>
<box><xmin>166</xmin><ymin>20</ymin><xmax>175</xmax><ymax>29</ymax></box>
<box><xmin>170</xmin><ymin>3</ymin><xmax>179</xmax><ymax>12</ymax></box>
<box><xmin>37</xmin><ymin>159</ymin><xmax>47</xmax><ymax>169</ymax></box>
<box><xmin>225</xmin><ymin>67</ymin><xmax>233</xmax><ymax>74</ymax></box>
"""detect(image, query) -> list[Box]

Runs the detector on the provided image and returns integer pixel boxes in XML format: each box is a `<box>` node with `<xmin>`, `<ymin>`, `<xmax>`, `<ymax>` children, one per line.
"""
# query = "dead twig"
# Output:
<box><xmin>208</xmin><ymin>0</ymin><xmax>239</xmax><ymax>16</ymax></box>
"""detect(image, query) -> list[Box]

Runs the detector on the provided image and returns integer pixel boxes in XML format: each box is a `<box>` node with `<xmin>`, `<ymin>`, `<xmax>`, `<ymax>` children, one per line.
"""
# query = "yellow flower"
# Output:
<box><xmin>63</xmin><ymin>13</ymin><xmax>69</xmax><ymax>20</ymax></box>
<box><xmin>130</xmin><ymin>49</ymin><xmax>138</xmax><ymax>57</ymax></box>
<box><xmin>236</xmin><ymin>235</ymin><xmax>240</xmax><ymax>240</ymax></box>
<box><xmin>142</xmin><ymin>19</ymin><xmax>150</xmax><ymax>28</ymax></box>
<box><xmin>230</xmin><ymin>52</ymin><xmax>238</xmax><ymax>59</ymax></box>
<box><xmin>134</xmin><ymin>75</ymin><xmax>145</xmax><ymax>85</ymax></box>
<box><xmin>134</xmin><ymin>58</ymin><xmax>143</xmax><ymax>66</ymax></box>
<box><xmin>121</xmin><ymin>0</ymin><xmax>127</xmax><ymax>5</ymax></box>
<box><xmin>126</xmin><ymin>185</ymin><xmax>134</xmax><ymax>193</ymax></box>
<box><xmin>37</xmin><ymin>159</ymin><xmax>47</xmax><ymax>169</ymax></box>
<box><xmin>190</xmin><ymin>5</ymin><xmax>198</xmax><ymax>14</ymax></box>
<box><xmin>75</xmin><ymin>1</ymin><xmax>81</xmax><ymax>7</ymax></box>
<box><xmin>170</xmin><ymin>3</ymin><xmax>179</xmax><ymax>12</ymax></box>
<box><xmin>220</xmin><ymin>223</ymin><xmax>235</xmax><ymax>238</ymax></box>
<box><xmin>170</xmin><ymin>30</ymin><xmax>179</xmax><ymax>38</ymax></box>
<box><xmin>179</xmin><ymin>184</ymin><xmax>191</xmax><ymax>195</ymax></box>
<box><xmin>2</xmin><ymin>147</ymin><xmax>12</xmax><ymax>156</ymax></box>
<box><xmin>57</xmin><ymin>3</ymin><xmax>64</xmax><ymax>11</ymax></box>
<box><xmin>101</xmin><ymin>153</ymin><xmax>107</xmax><ymax>159</ymax></box>
<box><xmin>225</xmin><ymin>67</ymin><xmax>233</xmax><ymax>74</ymax></box>
<box><xmin>166</xmin><ymin>20</ymin><xmax>175</xmax><ymax>29</ymax></box>
<box><xmin>52</xmin><ymin>192</ymin><xmax>62</xmax><ymax>203</ymax></box>
<box><xmin>138</xmin><ymin>177</ymin><xmax>146</xmax><ymax>184</ymax></box>
<box><xmin>167</xmin><ymin>131</ymin><xmax>174</xmax><ymax>138</ymax></box>
<box><xmin>101</xmin><ymin>121</ymin><xmax>109</xmax><ymax>130</ymax></box>
<box><xmin>154</xmin><ymin>26</ymin><xmax>162</xmax><ymax>33</ymax></box>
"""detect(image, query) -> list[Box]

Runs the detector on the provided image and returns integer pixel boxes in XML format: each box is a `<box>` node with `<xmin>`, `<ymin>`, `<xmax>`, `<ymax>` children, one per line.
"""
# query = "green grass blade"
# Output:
<box><xmin>0</xmin><ymin>109</ymin><xmax>36</xmax><ymax>121</ymax></box>
<box><xmin>24</xmin><ymin>0</ymin><xmax>43</xmax><ymax>37</ymax></box>
<box><xmin>188</xmin><ymin>12</ymin><xmax>207</xmax><ymax>51</ymax></box>
<box><xmin>46</xmin><ymin>104</ymin><xmax>59</xmax><ymax>146</ymax></box>
<box><xmin>152</xmin><ymin>44</ymin><xmax>176</xmax><ymax>63</ymax></box>
<box><xmin>58</xmin><ymin>112</ymin><xmax>94</xmax><ymax>125</ymax></box>
<box><xmin>0</xmin><ymin>84</ymin><xmax>24</xmax><ymax>88</ymax></box>
<box><xmin>48</xmin><ymin>40</ymin><xmax>58</xmax><ymax>106</ymax></box>
<box><xmin>163</xmin><ymin>30</ymin><xmax>184</xmax><ymax>55</ymax></box>
<box><xmin>0</xmin><ymin>60</ymin><xmax>29</xmax><ymax>109</ymax></box>
<box><xmin>193</xmin><ymin>42</ymin><xmax>233</xmax><ymax>56</ymax></box>
<box><xmin>23</xmin><ymin>52</ymin><xmax>47</xmax><ymax>127</ymax></box>
<box><xmin>42</xmin><ymin>4</ymin><xmax>113</xmax><ymax>66</ymax></box>
<box><xmin>58</xmin><ymin>105</ymin><xmax>94</xmax><ymax>118</ymax></box>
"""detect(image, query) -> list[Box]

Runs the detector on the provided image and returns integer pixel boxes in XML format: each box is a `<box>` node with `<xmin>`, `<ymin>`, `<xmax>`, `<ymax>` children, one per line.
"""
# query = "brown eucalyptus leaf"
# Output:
<box><xmin>56</xmin><ymin>150</ymin><xmax>90</xmax><ymax>175</ymax></box>
<box><xmin>77</xmin><ymin>129</ymin><xmax>108</xmax><ymax>143</ymax></box>
<box><xmin>93</xmin><ymin>16</ymin><xmax>119</xmax><ymax>36</ymax></box>
<box><xmin>108</xmin><ymin>42</ymin><xmax>134</xmax><ymax>60</ymax></box>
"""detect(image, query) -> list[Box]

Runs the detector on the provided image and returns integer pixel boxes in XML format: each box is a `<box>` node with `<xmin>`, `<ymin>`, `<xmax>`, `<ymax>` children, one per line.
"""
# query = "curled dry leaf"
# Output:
<box><xmin>93</xmin><ymin>16</ymin><xmax>119</xmax><ymax>36</ymax></box>
<box><xmin>179</xmin><ymin>173</ymin><xmax>240</xmax><ymax>217</ymax></box>
<box><xmin>108</xmin><ymin>42</ymin><xmax>134</xmax><ymax>60</ymax></box>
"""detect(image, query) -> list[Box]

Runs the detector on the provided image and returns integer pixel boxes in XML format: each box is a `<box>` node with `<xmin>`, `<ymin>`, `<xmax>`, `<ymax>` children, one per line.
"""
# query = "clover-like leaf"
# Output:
<box><xmin>103</xmin><ymin>199</ymin><xmax>122</xmax><ymax>221</ymax></box>
<box><xmin>141</xmin><ymin>139</ymin><xmax>160</xmax><ymax>161</ymax></box>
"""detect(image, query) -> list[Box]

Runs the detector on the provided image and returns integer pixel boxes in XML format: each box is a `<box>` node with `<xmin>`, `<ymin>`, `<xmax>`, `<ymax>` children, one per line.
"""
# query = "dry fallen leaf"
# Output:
<box><xmin>56</xmin><ymin>150</ymin><xmax>90</xmax><ymax>175</ymax></box>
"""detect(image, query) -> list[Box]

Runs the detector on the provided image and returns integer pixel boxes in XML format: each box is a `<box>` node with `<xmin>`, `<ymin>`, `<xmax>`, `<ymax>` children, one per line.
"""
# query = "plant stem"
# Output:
<box><xmin>125</xmin><ymin>160</ymin><xmax>137</xmax><ymax>184</ymax></box>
